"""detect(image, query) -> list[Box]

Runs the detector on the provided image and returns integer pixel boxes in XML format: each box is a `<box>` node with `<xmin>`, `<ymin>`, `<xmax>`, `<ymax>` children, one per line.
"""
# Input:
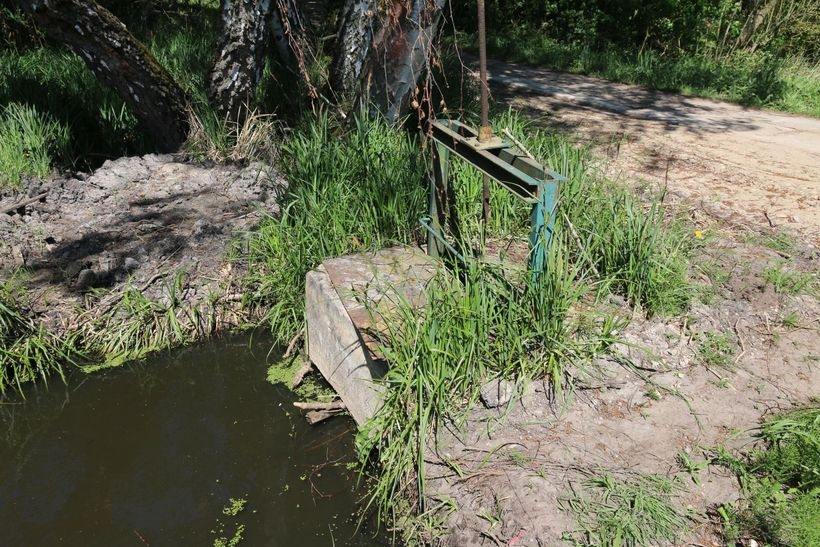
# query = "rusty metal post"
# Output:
<box><xmin>476</xmin><ymin>0</ymin><xmax>491</xmax><ymax>141</ymax></box>
<box><xmin>477</xmin><ymin>0</ymin><xmax>491</xmax><ymax>224</ymax></box>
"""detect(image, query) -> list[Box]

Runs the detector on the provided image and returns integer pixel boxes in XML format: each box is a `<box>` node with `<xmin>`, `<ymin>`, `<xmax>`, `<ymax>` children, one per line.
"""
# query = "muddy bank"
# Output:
<box><xmin>0</xmin><ymin>154</ymin><xmax>286</xmax><ymax>334</ymax></box>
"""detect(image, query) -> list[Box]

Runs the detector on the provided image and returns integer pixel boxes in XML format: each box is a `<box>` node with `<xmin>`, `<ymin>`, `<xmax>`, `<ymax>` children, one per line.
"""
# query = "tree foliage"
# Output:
<box><xmin>452</xmin><ymin>0</ymin><xmax>820</xmax><ymax>62</ymax></box>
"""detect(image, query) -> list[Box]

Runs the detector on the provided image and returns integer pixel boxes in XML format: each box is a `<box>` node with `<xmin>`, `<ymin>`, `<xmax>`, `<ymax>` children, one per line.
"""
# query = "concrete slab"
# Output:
<box><xmin>305</xmin><ymin>246</ymin><xmax>437</xmax><ymax>426</ymax></box>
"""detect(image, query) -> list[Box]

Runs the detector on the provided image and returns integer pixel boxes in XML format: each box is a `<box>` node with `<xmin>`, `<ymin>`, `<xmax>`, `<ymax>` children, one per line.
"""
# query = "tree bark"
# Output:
<box><xmin>329</xmin><ymin>0</ymin><xmax>377</xmax><ymax>104</ymax></box>
<box><xmin>270</xmin><ymin>0</ymin><xmax>317</xmax><ymax>100</ymax></box>
<box><xmin>331</xmin><ymin>0</ymin><xmax>445</xmax><ymax>123</ymax></box>
<box><xmin>19</xmin><ymin>0</ymin><xmax>190</xmax><ymax>152</ymax></box>
<box><xmin>208</xmin><ymin>0</ymin><xmax>275</xmax><ymax>126</ymax></box>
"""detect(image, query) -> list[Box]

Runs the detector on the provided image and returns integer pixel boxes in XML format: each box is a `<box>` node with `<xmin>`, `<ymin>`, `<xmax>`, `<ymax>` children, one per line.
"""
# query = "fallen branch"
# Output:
<box><xmin>283</xmin><ymin>327</ymin><xmax>303</xmax><ymax>359</ymax></box>
<box><xmin>0</xmin><ymin>192</ymin><xmax>48</xmax><ymax>215</ymax></box>
<box><xmin>293</xmin><ymin>400</ymin><xmax>346</xmax><ymax>411</ymax></box>
<box><xmin>305</xmin><ymin>409</ymin><xmax>344</xmax><ymax>425</ymax></box>
<box><xmin>291</xmin><ymin>359</ymin><xmax>313</xmax><ymax>388</ymax></box>
<box><xmin>502</xmin><ymin>128</ymin><xmax>535</xmax><ymax>161</ymax></box>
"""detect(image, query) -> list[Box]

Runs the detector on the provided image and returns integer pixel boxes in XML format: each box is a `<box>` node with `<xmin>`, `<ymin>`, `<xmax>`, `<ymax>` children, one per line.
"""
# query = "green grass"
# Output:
<box><xmin>763</xmin><ymin>261</ymin><xmax>817</xmax><ymax>296</ymax></box>
<box><xmin>78</xmin><ymin>272</ymin><xmax>219</xmax><ymax>371</ymax></box>
<box><xmin>493</xmin><ymin>112</ymin><xmax>693</xmax><ymax>317</ymax></box>
<box><xmin>714</xmin><ymin>406</ymin><xmax>820</xmax><ymax>547</ymax></box>
<box><xmin>357</xmin><ymin>257</ymin><xmax>620</xmax><ymax>523</ymax></box>
<box><xmin>0</xmin><ymin>47</ymin><xmax>149</xmax><ymax>173</ymax></box>
<box><xmin>697</xmin><ymin>330</ymin><xmax>737</xmax><ymax>370</ymax></box>
<box><xmin>243</xmin><ymin>112</ymin><xmax>427</xmax><ymax>345</ymax></box>
<box><xmin>0</xmin><ymin>4</ymin><xmax>222</xmax><ymax>182</ymax></box>
<box><xmin>0</xmin><ymin>102</ymin><xmax>71</xmax><ymax>187</ymax></box>
<box><xmin>457</xmin><ymin>31</ymin><xmax>820</xmax><ymax>118</ymax></box>
<box><xmin>560</xmin><ymin>471</ymin><xmax>689</xmax><ymax>547</ymax></box>
<box><xmin>0</xmin><ymin>276</ymin><xmax>75</xmax><ymax>396</ymax></box>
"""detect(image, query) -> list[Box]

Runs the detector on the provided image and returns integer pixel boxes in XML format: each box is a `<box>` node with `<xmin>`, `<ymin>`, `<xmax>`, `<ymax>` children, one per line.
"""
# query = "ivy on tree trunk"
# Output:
<box><xmin>19</xmin><ymin>0</ymin><xmax>190</xmax><ymax>152</ymax></box>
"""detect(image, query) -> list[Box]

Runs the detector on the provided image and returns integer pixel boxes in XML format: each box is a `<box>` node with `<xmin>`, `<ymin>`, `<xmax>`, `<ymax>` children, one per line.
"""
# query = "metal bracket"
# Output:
<box><xmin>424</xmin><ymin>119</ymin><xmax>564</xmax><ymax>281</ymax></box>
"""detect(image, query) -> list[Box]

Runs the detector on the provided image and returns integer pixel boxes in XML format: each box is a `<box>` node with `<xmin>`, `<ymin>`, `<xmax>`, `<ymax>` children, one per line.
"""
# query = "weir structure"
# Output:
<box><xmin>303</xmin><ymin>123</ymin><xmax>564</xmax><ymax>426</ymax></box>
<box><xmin>303</xmin><ymin>0</ymin><xmax>564</xmax><ymax>426</ymax></box>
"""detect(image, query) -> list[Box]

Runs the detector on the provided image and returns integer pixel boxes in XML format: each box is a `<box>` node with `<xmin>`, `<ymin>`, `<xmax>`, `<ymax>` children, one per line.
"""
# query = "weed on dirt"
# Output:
<box><xmin>713</xmin><ymin>405</ymin><xmax>820</xmax><ymax>547</ymax></box>
<box><xmin>0</xmin><ymin>277</ymin><xmax>73</xmax><ymax>395</ymax></box>
<box><xmin>560</xmin><ymin>471</ymin><xmax>690</xmax><ymax>547</ymax></box>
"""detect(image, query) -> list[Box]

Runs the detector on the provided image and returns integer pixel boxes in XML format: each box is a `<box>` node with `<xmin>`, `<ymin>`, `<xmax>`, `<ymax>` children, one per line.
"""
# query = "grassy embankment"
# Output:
<box><xmin>0</xmin><ymin>4</ymin><xmax>242</xmax><ymax>386</ymax></box>
<box><xmin>2</xmin><ymin>5</ymin><xmax>812</xmax><ymax>545</ymax></box>
<box><xmin>456</xmin><ymin>31</ymin><xmax>820</xmax><ymax>118</ymax></box>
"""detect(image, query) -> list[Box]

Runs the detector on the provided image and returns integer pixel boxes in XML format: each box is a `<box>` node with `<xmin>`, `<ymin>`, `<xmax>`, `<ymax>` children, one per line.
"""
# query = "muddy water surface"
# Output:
<box><xmin>0</xmin><ymin>334</ymin><xmax>382</xmax><ymax>546</ymax></box>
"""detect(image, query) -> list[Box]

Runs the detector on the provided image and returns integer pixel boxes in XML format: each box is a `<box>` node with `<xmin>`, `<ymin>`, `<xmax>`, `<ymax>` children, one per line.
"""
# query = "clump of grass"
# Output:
<box><xmin>494</xmin><ymin>111</ymin><xmax>693</xmax><ymax>316</ymax></box>
<box><xmin>714</xmin><ymin>406</ymin><xmax>820</xmax><ymax>547</ymax></box>
<box><xmin>0</xmin><ymin>278</ymin><xmax>75</xmax><ymax>395</ymax></box>
<box><xmin>79</xmin><ymin>273</ymin><xmax>217</xmax><ymax>370</ymax></box>
<box><xmin>244</xmin><ymin>113</ymin><xmax>426</xmax><ymax>345</ymax></box>
<box><xmin>560</xmin><ymin>471</ymin><xmax>689</xmax><ymax>547</ymax></box>
<box><xmin>186</xmin><ymin>108</ymin><xmax>279</xmax><ymax>163</ymax></box>
<box><xmin>763</xmin><ymin>261</ymin><xmax>816</xmax><ymax>295</ymax></box>
<box><xmin>357</xmin><ymin>254</ymin><xmax>619</xmax><ymax>522</ymax></box>
<box><xmin>697</xmin><ymin>330</ymin><xmax>737</xmax><ymax>370</ymax></box>
<box><xmin>0</xmin><ymin>5</ymin><xmax>222</xmax><ymax>173</ymax></box>
<box><xmin>0</xmin><ymin>102</ymin><xmax>71</xmax><ymax>187</ymax></box>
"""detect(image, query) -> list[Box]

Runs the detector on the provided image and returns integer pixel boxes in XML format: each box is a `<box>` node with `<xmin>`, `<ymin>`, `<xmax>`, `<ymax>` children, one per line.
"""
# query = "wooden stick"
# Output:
<box><xmin>305</xmin><ymin>409</ymin><xmax>344</xmax><ymax>425</ymax></box>
<box><xmin>0</xmin><ymin>192</ymin><xmax>48</xmax><ymax>215</ymax></box>
<box><xmin>293</xmin><ymin>400</ymin><xmax>346</xmax><ymax>411</ymax></box>
<box><xmin>283</xmin><ymin>327</ymin><xmax>303</xmax><ymax>359</ymax></box>
<box><xmin>291</xmin><ymin>360</ymin><xmax>313</xmax><ymax>388</ymax></box>
<box><xmin>502</xmin><ymin>128</ymin><xmax>536</xmax><ymax>161</ymax></box>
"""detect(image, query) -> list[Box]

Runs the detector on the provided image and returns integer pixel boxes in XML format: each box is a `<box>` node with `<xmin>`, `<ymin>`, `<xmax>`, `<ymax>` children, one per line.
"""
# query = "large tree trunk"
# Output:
<box><xmin>330</xmin><ymin>0</ymin><xmax>377</xmax><ymax>104</ymax></box>
<box><xmin>208</xmin><ymin>0</ymin><xmax>274</xmax><ymax>126</ymax></box>
<box><xmin>330</xmin><ymin>0</ymin><xmax>446</xmax><ymax>123</ymax></box>
<box><xmin>19</xmin><ymin>0</ymin><xmax>190</xmax><ymax>152</ymax></box>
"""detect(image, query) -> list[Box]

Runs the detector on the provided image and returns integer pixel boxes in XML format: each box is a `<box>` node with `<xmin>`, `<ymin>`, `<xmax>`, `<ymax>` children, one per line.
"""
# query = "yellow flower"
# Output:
<box><xmin>694</xmin><ymin>230</ymin><xmax>704</xmax><ymax>239</ymax></box>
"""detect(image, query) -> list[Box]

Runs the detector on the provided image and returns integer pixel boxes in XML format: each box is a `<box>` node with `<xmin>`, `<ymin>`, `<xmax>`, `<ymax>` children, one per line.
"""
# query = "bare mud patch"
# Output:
<box><xmin>0</xmin><ymin>154</ymin><xmax>285</xmax><ymax>334</ymax></box>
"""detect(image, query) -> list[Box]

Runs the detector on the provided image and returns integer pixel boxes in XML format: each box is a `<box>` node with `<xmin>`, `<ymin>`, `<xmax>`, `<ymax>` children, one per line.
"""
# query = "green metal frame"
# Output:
<box><xmin>424</xmin><ymin>119</ymin><xmax>564</xmax><ymax>279</ymax></box>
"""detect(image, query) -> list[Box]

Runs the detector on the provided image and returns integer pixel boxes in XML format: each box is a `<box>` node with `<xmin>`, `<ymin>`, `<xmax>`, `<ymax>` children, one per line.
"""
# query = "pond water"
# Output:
<box><xmin>0</xmin><ymin>333</ymin><xmax>386</xmax><ymax>546</ymax></box>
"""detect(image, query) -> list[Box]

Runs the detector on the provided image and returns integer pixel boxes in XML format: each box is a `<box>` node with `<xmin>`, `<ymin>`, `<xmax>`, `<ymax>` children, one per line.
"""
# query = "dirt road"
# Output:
<box><xmin>483</xmin><ymin>58</ymin><xmax>820</xmax><ymax>244</ymax></box>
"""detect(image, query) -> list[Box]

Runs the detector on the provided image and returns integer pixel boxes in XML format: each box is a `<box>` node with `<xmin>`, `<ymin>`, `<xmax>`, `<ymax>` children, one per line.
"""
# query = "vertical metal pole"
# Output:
<box><xmin>476</xmin><ymin>0</ymin><xmax>491</xmax><ymax>141</ymax></box>
<box><xmin>477</xmin><ymin>0</ymin><xmax>491</xmax><ymax>225</ymax></box>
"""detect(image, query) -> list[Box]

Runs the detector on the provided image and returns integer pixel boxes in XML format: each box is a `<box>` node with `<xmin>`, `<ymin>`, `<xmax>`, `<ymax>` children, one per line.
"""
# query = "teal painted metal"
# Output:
<box><xmin>425</xmin><ymin>119</ymin><xmax>564</xmax><ymax>280</ymax></box>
